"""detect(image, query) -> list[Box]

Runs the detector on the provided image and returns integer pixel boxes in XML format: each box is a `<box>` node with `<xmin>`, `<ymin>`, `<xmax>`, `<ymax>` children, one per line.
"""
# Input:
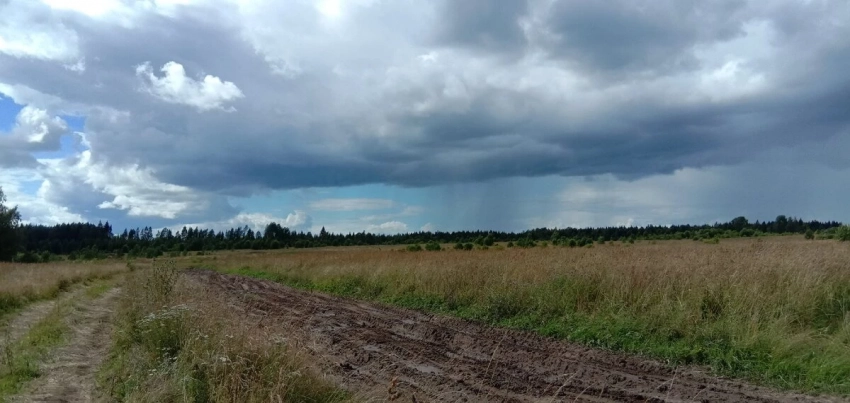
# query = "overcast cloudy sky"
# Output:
<box><xmin>1</xmin><ymin>0</ymin><xmax>848</xmax><ymax>234</ymax></box>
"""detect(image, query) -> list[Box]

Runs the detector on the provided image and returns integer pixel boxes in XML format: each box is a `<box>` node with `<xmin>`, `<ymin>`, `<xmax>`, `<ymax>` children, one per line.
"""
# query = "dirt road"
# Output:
<box><xmin>10</xmin><ymin>287</ymin><xmax>120</xmax><ymax>403</ymax></box>
<box><xmin>187</xmin><ymin>269</ymin><xmax>843</xmax><ymax>403</ymax></box>
<box><xmin>0</xmin><ymin>288</ymin><xmax>84</xmax><ymax>354</ymax></box>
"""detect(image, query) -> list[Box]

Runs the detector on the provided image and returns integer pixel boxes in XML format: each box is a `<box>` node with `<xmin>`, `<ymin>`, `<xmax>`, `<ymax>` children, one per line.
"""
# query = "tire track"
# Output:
<box><xmin>187</xmin><ymin>269</ymin><xmax>845</xmax><ymax>403</ymax></box>
<box><xmin>0</xmin><ymin>288</ymin><xmax>85</xmax><ymax>355</ymax></box>
<box><xmin>9</xmin><ymin>287</ymin><xmax>121</xmax><ymax>403</ymax></box>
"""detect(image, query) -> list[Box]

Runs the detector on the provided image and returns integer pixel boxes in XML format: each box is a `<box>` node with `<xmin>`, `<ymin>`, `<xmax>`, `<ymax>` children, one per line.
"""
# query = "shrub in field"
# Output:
<box><xmin>483</xmin><ymin>235</ymin><xmax>495</xmax><ymax>246</ymax></box>
<box><xmin>14</xmin><ymin>251</ymin><xmax>40</xmax><ymax>264</ymax></box>
<box><xmin>515</xmin><ymin>238</ymin><xmax>536</xmax><ymax>248</ymax></box>
<box><xmin>425</xmin><ymin>241</ymin><xmax>441</xmax><ymax>251</ymax></box>
<box><xmin>453</xmin><ymin>242</ymin><xmax>464</xmax><ymax>250</ymax></box>
<box><xmin>838</xmin><ymin>226</ymin><xmax>850</xmax><ymax>242</ymax></box>
<box><xmin>406</xmin><ymin>244</ymin><xmax>423</xmax><ymax>252</ymax></box>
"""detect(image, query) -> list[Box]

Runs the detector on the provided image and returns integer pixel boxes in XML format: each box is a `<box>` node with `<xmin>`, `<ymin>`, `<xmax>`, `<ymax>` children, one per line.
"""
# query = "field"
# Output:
<box><xmin>200</xmin><ymin>237</ymin><xmax>850</xmax><ymax>396</ymax></box>
<box><xmin>0</xmin><ymin>261</ymin><xmax>127</xmax><ymax>319</ymax></box>
<box><xmin>1</xmin><ymin>237</ymin><xmax>849</xmax><ymax>402</ymax></box>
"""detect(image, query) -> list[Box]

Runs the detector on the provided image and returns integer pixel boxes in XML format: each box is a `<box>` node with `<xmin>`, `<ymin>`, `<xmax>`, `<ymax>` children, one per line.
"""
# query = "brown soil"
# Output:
<box><xmin>11</xmin><ymin>287</ymin><xmax>121</xmax><ymax>403</ymax></box>
<box><xmin>186</xmin><ymin>269</ymin><xmax>845</xmax><ymax>403</ymax></box>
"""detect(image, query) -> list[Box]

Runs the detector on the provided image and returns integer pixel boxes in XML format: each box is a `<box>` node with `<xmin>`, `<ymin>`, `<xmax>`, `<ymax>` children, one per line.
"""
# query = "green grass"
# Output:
<box><xmin>224</xmin><ymin>266</ymin><xmax>850</xmax><ymax>396</ymax></box>
<box><xmin>0</xmin><ymin>302</ymin><xmax>68</xmax><ymax>400</ymax></box>
<box><xmin>84</xmin><ymin>280</ymin><xmax>114</xmax><ymax>299</ymax></box>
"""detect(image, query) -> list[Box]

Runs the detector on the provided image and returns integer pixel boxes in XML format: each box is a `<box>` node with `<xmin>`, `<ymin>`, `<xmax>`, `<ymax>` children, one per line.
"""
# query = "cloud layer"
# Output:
<box><xmin>1</xmin><ymin>0</ymin><xmax>849</xmax><ymax>231</ymax></box>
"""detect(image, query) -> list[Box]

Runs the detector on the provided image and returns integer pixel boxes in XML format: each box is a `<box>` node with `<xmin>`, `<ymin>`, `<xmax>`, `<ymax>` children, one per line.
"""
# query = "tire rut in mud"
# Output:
<box><xmin>187</xmin><ymin>269</ymin><xmax>843</xmax><ymax>403</ymax></box>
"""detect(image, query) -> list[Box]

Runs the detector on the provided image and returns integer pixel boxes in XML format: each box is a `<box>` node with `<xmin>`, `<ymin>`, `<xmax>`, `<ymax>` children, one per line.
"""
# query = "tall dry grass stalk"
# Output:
<box><xmin>205</xmin><ymin>237</ymin><xmax>850</xmax><ymax>394</ymax></box>
<box><xmin>101</xmin><ymin>261</ymin><xmax>348</xmax><ymax>402</ymax></box>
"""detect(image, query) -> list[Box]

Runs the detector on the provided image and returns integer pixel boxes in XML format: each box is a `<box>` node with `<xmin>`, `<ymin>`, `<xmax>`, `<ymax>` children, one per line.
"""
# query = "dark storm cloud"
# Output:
<box><xmin>432</xmin><ymin>0</ymin><xmax>530</xmax><ymax>55</ymax></box>
<box><xmin>541</xmin><ymin>0</ymin><xmax>748</xmax><ymax>76</ymax></box>
<box><xmin>1</xmin><ymin>0</ymin><xmax>849</xmax><ymax>224</ymax></box>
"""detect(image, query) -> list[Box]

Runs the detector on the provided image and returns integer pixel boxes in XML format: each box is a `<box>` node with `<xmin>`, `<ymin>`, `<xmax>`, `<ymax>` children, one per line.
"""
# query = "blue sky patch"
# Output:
<box><xmin>0</xmin><ymin>96</ymin><xmax>23</xmax><ymax>132</ymax></box>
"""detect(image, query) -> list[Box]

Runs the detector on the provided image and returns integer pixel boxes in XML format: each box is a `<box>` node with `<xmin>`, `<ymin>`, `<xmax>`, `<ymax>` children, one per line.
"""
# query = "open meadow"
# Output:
<box><xmin>2</xmin><ymin>237</ymin><xmax>849</xmax><ymax>402</ymax></box>
<box><xmin>189</xmin><ymin>237</ymin><xmax>850</xmax><ymax>396</ymax></box>
<box><xmin>0</xmin><ymin>261</ymin><xmax>127</xmax><ymax>320</ymax></box>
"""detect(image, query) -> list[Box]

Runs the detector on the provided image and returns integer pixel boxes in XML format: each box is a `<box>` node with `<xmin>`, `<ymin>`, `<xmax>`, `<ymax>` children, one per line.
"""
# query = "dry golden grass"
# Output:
<box><xmin>101</xmin><ymin>261</ymin><xmax>348</xmax><ymax>403</ymax></box>
<box><xmin>0</xmin><ymin>261</ymin><xmax>128</xmax><ymax>319</ymax></box>
<box><xmin>200</xmin><ymin>237</ymin><xmax>850</xmax><ymax>394</ymax></box>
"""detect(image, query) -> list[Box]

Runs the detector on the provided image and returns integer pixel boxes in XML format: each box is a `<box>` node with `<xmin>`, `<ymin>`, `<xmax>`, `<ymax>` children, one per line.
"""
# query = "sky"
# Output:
<box><xmin>0</xmin><ymin>0</ymin><xmax>849</xmax><ymax>234</ymax></box>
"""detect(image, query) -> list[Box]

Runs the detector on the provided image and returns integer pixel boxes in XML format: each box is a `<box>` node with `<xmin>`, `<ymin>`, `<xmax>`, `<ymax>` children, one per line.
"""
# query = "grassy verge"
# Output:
<box><xmin>99</xmin><ymin>260</ymin><xmax>349</xmax><ymax>403</ymax></box>
<box><xmin>203</xmin><ymin>239</ymin><xmax>850</xmax><ymax>396</ymax></box>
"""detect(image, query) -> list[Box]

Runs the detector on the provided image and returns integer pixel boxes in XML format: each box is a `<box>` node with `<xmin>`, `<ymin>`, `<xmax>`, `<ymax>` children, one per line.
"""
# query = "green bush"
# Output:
<box><xmin>406</xmin><ymin>244</ymin><xmax>423</xmax><ymax>252</ymax></box>
<box><xmin>837</xmin><ymin>226</ymin><xmax>850</xmax><ymax>242</ymax></box>
<box><xmin>424</xmin><ymin>241</ymin><xmax>441</xmax><ymax>251</ymax></box>
<box><xmin>516</xmin><ymin>238</ymin><xmax>536</xmax><ymax>248</ymax></box>
<box><xmin>482</xmin><ymin>235</ymin><xmax>495</xmax><ymax>246</ymax></box>
<box><xmin>15</xmin><ymin>251</ymin><xmax>40</xmax><ymax>263</ymax></box>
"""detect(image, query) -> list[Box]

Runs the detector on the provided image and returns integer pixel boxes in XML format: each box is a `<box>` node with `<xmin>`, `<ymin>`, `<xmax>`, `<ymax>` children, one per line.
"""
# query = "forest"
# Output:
<box><xmin>1</xmin><ymin>185</ymin><xmax>846</xmax><ymax>262</ymax></box>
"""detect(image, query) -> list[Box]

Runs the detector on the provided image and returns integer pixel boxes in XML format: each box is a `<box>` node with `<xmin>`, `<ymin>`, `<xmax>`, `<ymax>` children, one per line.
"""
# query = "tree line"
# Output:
<box><xmin>0</xmin><ymin>187</ymin><xmax>847</xmax><ymax>262</ymax></box>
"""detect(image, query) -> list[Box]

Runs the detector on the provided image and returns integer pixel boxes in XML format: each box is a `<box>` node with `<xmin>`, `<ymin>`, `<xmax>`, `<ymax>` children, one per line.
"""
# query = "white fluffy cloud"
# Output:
<box><xmin>179</xmin><ymin>210</ymin><xmax>313</xmax><ymax>232</ymax></box>
<box><xmin>0</xmin><ymin>106</ymin><xmax>68</xmax><ymax>150</ymax></box>
<box><xmin>283</xmin><ymin>210</ymin><xmax>312</xmax><ymax>230</ymax></box>
<box><xmin>136</xmin><ymin>61</ymin><xmax>244</xmax><ymax>112</ymax></box>
<box><xmin>365</xmin><ymin>221</ymin><xmax>409</xmax><ymax>234</ymax></box>
<box><xmin>0</xmin><ymin>1</ymin><xmax>80</xmax><ymax>61</ymax></box>
<box><xmin>0</xmin><ymin>106</ymin><xmax>69</xmax><ymax>168</ymax></box>
<box><xmin>14</xmin><ymin>106</ymin><xmax>68</xmax><ymax>146</ymax></box>
<box><xmin>0</xmin><ymin>167</ymin><xmax>84</xmax><ymax>225</ymax></box>
<box><xmin>38</xmin><ymin>149</ymin><xmax>221</xmax><ymax>220</ymax></box>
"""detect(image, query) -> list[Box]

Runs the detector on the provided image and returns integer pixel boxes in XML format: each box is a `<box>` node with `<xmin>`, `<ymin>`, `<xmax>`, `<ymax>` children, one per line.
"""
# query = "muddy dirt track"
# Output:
<box><xmin>186</xmin><ymin>270</ymin><xmax>843</xmax><ymax>403</ymax></box>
